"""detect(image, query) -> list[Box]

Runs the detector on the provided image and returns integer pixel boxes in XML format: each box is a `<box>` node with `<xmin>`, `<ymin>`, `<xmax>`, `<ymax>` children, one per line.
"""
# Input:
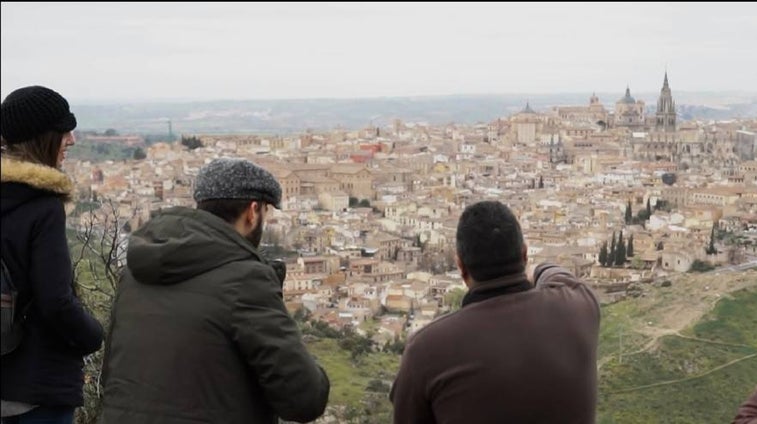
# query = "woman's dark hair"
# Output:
<box><xmin>1</xmin><ymin>131</ymin><xmax>63</xmax><ymax>168</ymax></box>
<box><xmin>456</xmin><ymin>200</ymin><xmax>525</xmax><ymax>282</ymax></box>
<box><xmin>197</xmin><ymin>199</ymin><xmax>263</xmax><ymax>224</ymax></box>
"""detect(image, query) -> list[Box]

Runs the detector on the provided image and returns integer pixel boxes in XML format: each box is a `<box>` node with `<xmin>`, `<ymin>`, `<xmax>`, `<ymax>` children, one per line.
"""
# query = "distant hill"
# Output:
<box><xmin>71</xmin><ymin>92</ymin><xmax>757</xmax><ymax>136</ymax></box>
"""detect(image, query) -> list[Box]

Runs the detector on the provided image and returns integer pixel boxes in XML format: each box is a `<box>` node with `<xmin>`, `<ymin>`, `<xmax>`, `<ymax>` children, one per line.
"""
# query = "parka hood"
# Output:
<box><xmin>126</xmin><ymin>207</ymin><xmax>263</xmax><ymax>285</ymax></box>
<box><xmin>1</xmin><ymin>157</ymin><xmax>73</xmax><ymax>215</ymax></box>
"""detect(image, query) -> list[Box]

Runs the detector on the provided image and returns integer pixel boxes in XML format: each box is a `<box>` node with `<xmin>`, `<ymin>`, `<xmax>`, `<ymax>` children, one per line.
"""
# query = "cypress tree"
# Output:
<box><xmin>615</xmin><ymin>231</ymin><xmax>626</xmax><ymax>266</ymax></box>
<box><xmin>627</xmin><ymin>234</ymin><xmax>634</xmax><ymax>257</ymax></box>
<box><xmin>610</xmin><ymin>232</ymin><xmax>617</xmax><ymax>266</ymax></box>
<box><xmin>625</xmin><ymin>200</ymin><xmax>633</xmax><ymax>224</ymax></box>
<box><xmin>599</xmin><ymin>241</ymin><xmax>608</xmax><ymax>267</ymax></box>
<box><xmin>706</xmin><ymin>224</ymin><xmax>717</xmax><ymax>255</ymax></box>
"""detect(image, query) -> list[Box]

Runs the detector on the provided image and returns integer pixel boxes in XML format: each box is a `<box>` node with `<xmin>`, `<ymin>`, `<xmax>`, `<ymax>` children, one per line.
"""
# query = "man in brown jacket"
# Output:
<box><xmin>391</xmin><ymin>200</ymin><xmax>600</xmax><ymax>424</ymax></box>
<box><xmin>733</xmin><ymin>386</ymin><xmax>757</xmax><ymax>424</ymax></box>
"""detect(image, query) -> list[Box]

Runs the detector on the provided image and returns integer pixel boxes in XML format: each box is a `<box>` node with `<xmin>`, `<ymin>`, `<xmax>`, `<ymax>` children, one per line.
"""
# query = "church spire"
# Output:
<box><xmin>522</xmin><ymin>100</ymin><xmax>535</xmax><ymax>114</ymax></box>
<box><xmin>620</xmin><ymin>86</ymin><xmax>635</xmax><ymax>104</ymax></box>
<box><xmin>656</xmin><ymin>71</ymin><xmax>676</xmax><ymax>132</ymax></box>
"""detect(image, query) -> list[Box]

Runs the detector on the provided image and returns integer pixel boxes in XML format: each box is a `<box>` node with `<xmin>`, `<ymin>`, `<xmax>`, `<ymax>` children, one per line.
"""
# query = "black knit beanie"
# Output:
<box><xmin>1</xmin><ymin>85</ymin><xmax>77</xmax><ymax>144</ymax></box>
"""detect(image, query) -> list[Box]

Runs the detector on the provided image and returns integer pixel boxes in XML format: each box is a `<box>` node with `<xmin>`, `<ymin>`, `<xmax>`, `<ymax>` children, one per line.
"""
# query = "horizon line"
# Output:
<box><xmin>68</xmin><ymin>90</ymin><xmax>757</xmax><ymax>105</ymax></box>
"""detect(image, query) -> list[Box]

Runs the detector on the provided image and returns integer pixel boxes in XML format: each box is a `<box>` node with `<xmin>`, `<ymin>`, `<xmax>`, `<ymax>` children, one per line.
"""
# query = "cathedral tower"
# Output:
<box><xmin>655</xmin><ymin>72</ymin><xmax>676</xmax><ymax>132</ymax></box>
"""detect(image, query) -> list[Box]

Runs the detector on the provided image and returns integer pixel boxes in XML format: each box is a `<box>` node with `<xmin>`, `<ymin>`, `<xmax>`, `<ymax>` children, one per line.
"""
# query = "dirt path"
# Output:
<box><xmin>599</xmin><ymin>269</ymin><xmax>756</xmax><ymax>368</ymax></box>
<box><xmin>644</xmin><ymin>270</ymin><xmax>756</xmax><ymax>336</ymax></box>
<box><xmin>607</xmin><ymin>353</ymin><xmax>757</xmax><ymax>394</ymax></box>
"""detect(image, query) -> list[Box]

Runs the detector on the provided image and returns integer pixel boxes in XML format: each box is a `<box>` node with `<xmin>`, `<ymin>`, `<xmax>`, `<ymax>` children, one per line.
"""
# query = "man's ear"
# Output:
<box><xmin>243</xmin><ymin>201</ymin><xmax>263</xmax><ymax>226</ymax></box>
<box><xmin>455</xmin><ymin>253</ymin><xmax>472</xmax><ymax>288</ymax></box>
<box><xmin>522</xmin><ymin>244</ymin><xmax>535</xmax><ymax>285</ymax></box>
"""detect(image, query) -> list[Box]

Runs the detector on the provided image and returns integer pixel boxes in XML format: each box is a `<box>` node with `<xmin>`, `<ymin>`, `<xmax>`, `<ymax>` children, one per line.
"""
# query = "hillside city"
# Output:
<box><xmin>64</xmin><ymin>72</ymin><xmax>757</xmax><ymax>346</ymax></box>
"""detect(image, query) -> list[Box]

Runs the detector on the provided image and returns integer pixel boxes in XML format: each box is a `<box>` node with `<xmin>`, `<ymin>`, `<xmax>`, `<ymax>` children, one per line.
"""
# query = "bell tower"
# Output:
<box><xmin>655</xmin><ymin>71</ymin><xmax>676</xmax><ymax>132</ymax></box>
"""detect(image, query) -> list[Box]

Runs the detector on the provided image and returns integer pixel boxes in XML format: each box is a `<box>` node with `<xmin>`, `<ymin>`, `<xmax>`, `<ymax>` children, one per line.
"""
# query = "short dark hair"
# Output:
<box><xmin>1</xmin><ymin>131</ymin><xmax>63</xmax><ymax>168</ymax></box>
<box><xmin>197</xmin><ymin>199</ymin><xmax>264</xmax><ymax>224</ymax></box>
<box><xmin>456</xmin><ymin>201</ymin><xmax>525</xmax><ymax>282</ymax></box>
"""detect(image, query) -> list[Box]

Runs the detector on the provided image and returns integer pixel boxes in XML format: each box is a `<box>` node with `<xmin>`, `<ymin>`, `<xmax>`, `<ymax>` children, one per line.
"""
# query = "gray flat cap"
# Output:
<box><xmin>193</xmin><ymin>158</ymin><xmax>282</xmax><ymax>209</ymax></box>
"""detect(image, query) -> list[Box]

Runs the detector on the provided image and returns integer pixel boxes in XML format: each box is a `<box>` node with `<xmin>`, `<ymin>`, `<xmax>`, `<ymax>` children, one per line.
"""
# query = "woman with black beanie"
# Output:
<box><xmin>1</xmin><ymin>86</ymin><xmax>104</xmax><ymax>424</ymax></box>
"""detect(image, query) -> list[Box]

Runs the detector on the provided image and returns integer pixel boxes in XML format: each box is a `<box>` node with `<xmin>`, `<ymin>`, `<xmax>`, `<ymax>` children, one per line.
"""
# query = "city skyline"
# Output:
<box><xmin>2</xmin><ymin>2</ymin><xmax>757</xmax><ymax>102</ymax></box>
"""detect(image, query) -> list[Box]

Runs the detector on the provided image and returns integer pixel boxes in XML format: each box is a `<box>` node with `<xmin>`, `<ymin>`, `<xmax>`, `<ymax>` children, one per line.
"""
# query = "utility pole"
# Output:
<box><xmin>618</xmin><ymin>326</ymin><xmax>623</xmax><ymax>365</ymax></box>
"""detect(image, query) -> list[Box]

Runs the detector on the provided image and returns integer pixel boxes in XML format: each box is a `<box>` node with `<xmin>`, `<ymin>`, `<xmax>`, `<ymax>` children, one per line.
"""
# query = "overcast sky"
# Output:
<box><xmin>2</xmin><ymin>2</ymin><xmax>756</xmax><ymax>102</ymax></box>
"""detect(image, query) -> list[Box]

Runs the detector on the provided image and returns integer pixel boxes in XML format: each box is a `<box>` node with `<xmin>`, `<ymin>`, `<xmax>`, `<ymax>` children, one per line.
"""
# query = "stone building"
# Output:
<box><xmin>613</xmin><ymin>87</ymin><xmax>646</xmax><ymax>130</ymax></box>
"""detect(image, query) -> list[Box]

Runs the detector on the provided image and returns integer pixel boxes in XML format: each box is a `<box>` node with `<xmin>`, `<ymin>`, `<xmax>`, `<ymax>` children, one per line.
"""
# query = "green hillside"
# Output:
<box><xmin>309</xmin><ymin>284</ymin><xmax>757</xmax><ymax>423</ymax></box>
<box><xmin>306</xmin><ymin>338</ymin><xmax>399</xmax><ymax>422</ymax></box>
<box><xmin>598</xmin><ymin>286</ymin><xmax>757</xmax><ymax>423</ymax></box>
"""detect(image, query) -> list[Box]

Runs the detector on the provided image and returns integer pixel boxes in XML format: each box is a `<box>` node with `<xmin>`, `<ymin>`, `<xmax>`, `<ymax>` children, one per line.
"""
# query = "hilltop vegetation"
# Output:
<box><xmin>66</xmin><ymin>138</ymin><xmax>138</xmax><ymax>162</ymax></box>
<box><xmin>307</xmin><ymin>338</ymin><xmax>398</xmax><ymax>422</ymax></box>
<box><xmin>598</xmin><ymin>283</ymin><xmax>757</xmax><ymax>423</ymax></box>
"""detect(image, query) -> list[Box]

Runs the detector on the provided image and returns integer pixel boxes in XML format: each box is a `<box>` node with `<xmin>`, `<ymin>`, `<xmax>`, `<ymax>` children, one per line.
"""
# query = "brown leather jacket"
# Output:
<box><xmin>391</xmin><ymin>263</ymin><xmax>600</xmax><ymax>424</ymax></box>
<box><xmin>733</xmin><ymin>386</ymin><xmax>757</xmax><ymax>424</ymax></box>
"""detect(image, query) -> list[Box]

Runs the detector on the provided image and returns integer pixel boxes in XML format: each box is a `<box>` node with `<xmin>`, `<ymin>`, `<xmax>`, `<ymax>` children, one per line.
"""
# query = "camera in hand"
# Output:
<box><xmin>270</xmin><ymin>259</ymin><xmax>286</xmax><ymax>287</ymax></box>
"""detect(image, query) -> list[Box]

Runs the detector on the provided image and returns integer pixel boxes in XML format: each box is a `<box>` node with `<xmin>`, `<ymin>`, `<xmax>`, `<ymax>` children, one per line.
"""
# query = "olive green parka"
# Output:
<box><xmin>100</xmin><ymin>207</ymin><xmax>329</xmax><ymax>424</ymax></box>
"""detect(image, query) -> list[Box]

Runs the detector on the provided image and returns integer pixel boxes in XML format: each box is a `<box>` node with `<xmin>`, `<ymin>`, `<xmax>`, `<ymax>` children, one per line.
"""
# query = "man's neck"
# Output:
<box><xmin>462</xmin><ymin>272</ymin><xmax>532</xmax><ymax>307</ymax></box>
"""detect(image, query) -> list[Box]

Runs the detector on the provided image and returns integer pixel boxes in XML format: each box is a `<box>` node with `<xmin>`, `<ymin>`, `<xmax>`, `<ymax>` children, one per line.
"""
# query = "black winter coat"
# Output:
<box><xmin>1</xmin><ymin>157</ymin><xmax>104</xmax><ymax>407</ymax></box>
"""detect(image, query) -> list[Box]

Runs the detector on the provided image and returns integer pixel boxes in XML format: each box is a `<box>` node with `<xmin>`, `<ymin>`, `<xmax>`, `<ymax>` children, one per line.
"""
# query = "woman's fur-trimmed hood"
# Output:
<box><xmin>1</xmin><ymin>157</ymin><xmax>73</xmax><ymax>200</ymax></box>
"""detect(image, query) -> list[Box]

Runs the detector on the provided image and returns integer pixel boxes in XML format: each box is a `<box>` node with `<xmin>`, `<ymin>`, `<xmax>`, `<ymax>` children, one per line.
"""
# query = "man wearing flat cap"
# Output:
<box><xmin>100</xmin><ymin>158</ymin><xmax>330</xmax><ymax>424</ymax></box>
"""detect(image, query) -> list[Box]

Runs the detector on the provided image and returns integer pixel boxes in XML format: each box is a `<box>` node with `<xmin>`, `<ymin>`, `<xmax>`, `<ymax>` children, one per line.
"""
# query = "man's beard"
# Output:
<box><xmin>246</xmin><ymin>211</ymin><xmax>264</xmax><ymax>248</ymax></box>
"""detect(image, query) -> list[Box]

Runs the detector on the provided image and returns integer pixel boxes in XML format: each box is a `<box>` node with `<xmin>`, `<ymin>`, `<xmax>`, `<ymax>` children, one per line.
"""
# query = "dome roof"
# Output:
<box><xmin>618</xmin><ymin>87</ymin><xmax>636</xmax><ymax>104</ymax></box>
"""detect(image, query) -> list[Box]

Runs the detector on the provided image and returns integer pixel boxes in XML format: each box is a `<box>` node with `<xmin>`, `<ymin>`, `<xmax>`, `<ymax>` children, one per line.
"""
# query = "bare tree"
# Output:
<box><xmin>72</xmin><ymin>199</ymin><xmax>129</xmax><ymax>295</ymax></box>
<box><xmin>70</xmin><ymin>198</ymin><xmax>131</xmax><ymax>424</ymax></box>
